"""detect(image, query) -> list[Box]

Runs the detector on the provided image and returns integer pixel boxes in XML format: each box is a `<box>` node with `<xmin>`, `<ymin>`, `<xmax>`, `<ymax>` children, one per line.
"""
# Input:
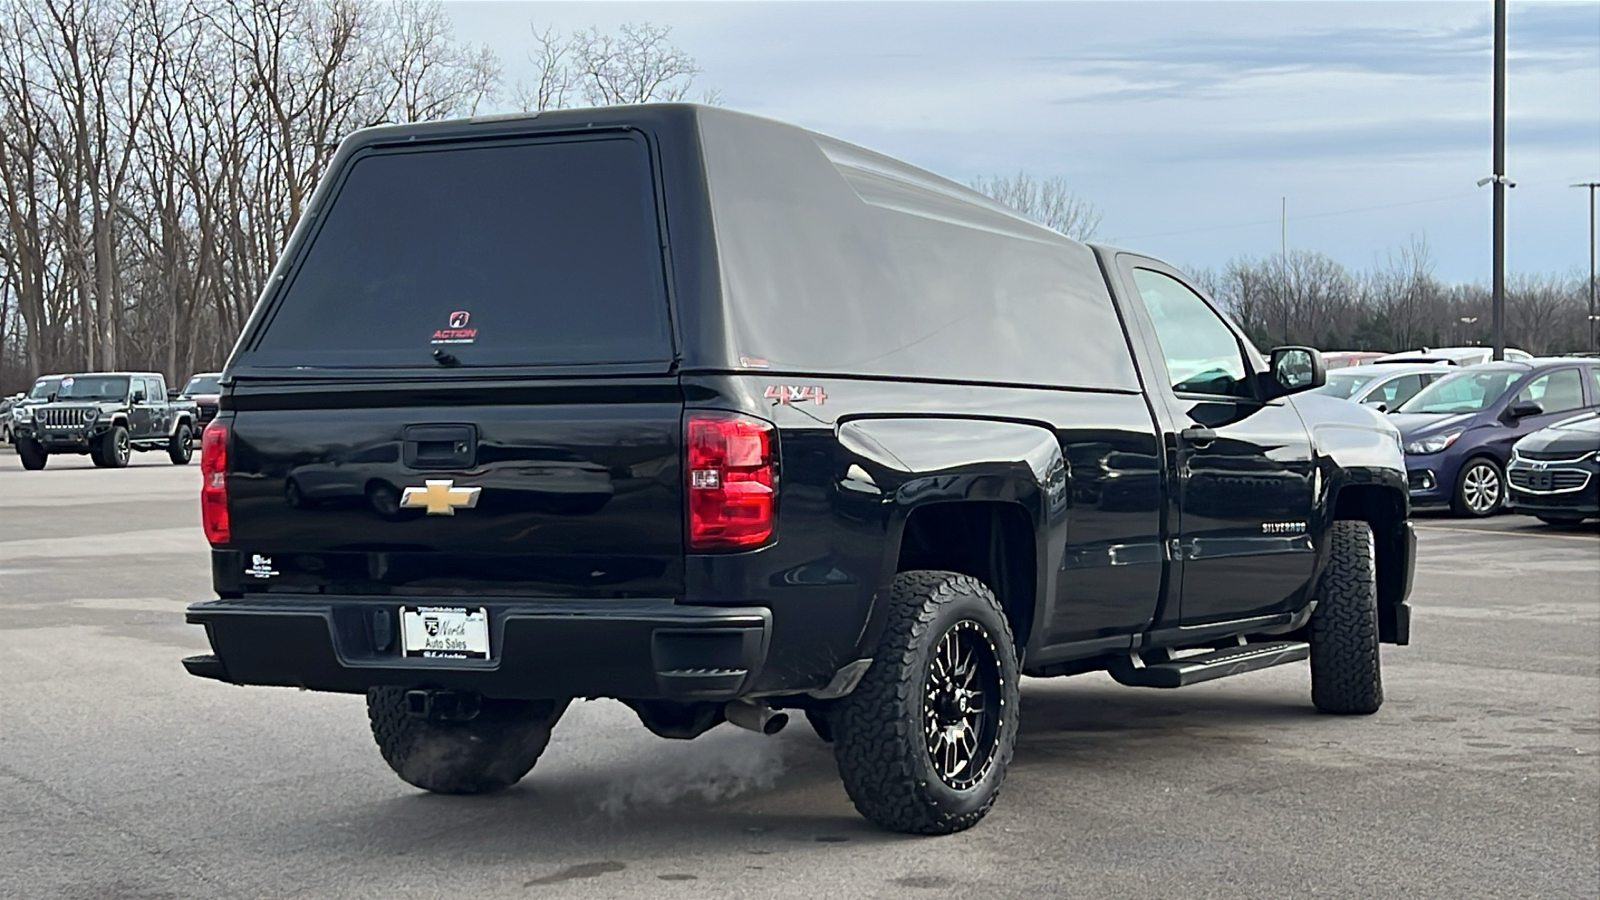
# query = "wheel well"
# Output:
<box><xmin>1333</xmin><ymin>484</ymin><xmax>1408</xmax><ymax>640</ymax></box>
<box><xmin>896</xmin><ymin>501</ymin><xmax>1036</xmax><ymax>650</ymax></box>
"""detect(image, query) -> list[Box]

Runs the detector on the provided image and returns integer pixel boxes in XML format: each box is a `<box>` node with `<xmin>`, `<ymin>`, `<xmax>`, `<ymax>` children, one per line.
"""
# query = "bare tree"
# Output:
<box><xmin>969</xmin><ymin>171</ymin><xmax>1102</xmax><ymax>241</ymax></box>
<box><xmin>514</xmin><ymin>21</ymin><xmax>707</xmax><ymax>112</ymax></box>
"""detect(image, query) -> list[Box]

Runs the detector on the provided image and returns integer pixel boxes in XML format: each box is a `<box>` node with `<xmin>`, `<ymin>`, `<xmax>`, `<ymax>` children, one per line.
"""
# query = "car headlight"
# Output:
<box><xmin>85</xmin><ymin>407</ymin><xmax>99</xmax><ymax>422</ymax></box>
<box><xmin>1404</xmin><ymin>431</ymin><xmax>1463</xmax><ymax>455</ymax></box>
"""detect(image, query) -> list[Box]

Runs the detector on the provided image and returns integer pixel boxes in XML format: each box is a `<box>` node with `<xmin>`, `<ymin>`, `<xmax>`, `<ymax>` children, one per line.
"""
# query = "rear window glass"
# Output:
<box><xmin>250</xmin><ymin>135</ymin><xmax>672</xmax><ymax>369</ymax></box>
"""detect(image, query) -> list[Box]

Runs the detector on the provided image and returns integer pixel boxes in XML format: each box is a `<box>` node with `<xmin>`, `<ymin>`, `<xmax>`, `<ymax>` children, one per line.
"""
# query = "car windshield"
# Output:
<box><xmin>183</xmin><ymin>375</ymin><xmax>221</xmax><ymax>395</ymax></box>
<box><xmin>1312</xmin><ymin>371</ymin><xmax>1381</xmax><ymax>400</ymax></box>
<box><xmin>56</xmin><ymin>376</ymin><xmax>129</xmax><ymax>402</ymax></box>
<box><xmin>1396</xmin><ymin>369</ymin><xmax>1522</xmax><ymax>414</ymax></box>
<box><xmin>28</xmin><ymin>378</ymin><xmax>61</xmax><ymax>400</ymax></box>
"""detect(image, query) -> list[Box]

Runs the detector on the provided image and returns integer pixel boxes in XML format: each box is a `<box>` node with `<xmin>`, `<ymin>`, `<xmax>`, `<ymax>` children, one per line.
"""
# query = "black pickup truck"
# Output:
<box><xmin>13</xmin><ymin>371</ymin><xmax>198</xmax><ymax>469</ymax></box>
<box><xmin>183</xmin><ymin>106</ymin><xmax>1414</xmax><ymax>835</ymax></box>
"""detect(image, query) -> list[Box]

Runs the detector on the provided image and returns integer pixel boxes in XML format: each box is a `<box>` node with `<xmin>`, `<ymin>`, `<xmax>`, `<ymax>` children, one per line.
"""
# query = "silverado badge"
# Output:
<box><xmin>400</xmin><ymin>480</ymin><xmax>482</xmax><ymax>515</ymax></box>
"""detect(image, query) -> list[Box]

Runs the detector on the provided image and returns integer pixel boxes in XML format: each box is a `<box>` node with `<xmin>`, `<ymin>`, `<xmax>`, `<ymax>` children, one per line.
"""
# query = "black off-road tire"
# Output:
<box><xmin>831</xmin><ymin>570</ymin><xmax>1020</xmax><ymax>835</ymax></box>
<box><xmin>168</xmin><ymin>423</ymin><xmax>193</xmax><ymax>465</ymax></box>
<box><xmin>1309</xmin><ymin>520</ymin><xmax>1383</xmax><ymax>715</ymax></box>
<box><xmin>367</xmin><ymin>689</ymin><xmax>569</xmax><ymax>795</ymax></box>
<box><xmin>92</xmin><ymin>425</ymin><xmax>131</xmax><ymax>468</ymax></box>
<box><xmin>16</xmin><ymin>437</ymin><xmax>47</xmax><ymax>470</ymax></box>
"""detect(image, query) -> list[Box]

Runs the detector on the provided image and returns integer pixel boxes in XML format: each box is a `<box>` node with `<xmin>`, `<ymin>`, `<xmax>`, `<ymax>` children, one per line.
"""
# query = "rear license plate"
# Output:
<box><xmin>400</xmin><ymin>606</ymin><xmax>490</xmax><ymax>660</ymax></box>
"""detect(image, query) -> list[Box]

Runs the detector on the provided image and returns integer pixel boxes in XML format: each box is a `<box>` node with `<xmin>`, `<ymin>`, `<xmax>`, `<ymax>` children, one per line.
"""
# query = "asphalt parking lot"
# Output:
<box><xmin>1</xmin><ymin>450</ymin><xmax>1596</xmax><ymax>900</ymax></box>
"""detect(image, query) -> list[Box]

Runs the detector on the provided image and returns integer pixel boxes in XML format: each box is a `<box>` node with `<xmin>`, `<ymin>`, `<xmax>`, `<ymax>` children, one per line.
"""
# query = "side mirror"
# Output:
<box><xmin>166</xmin><ymin>390</ymin><xmax>181</xmax><ymax>401</ymax></box>
<box><xmin>1267</xmin><ymin>346</ymin><xmax>1326</xmax><ymax>397</ymax></box>
<box><xmin>1505</xmin><ymin>400</ymin><xmax>1543</xmax><ymax>420</ymax></box>
<box><xmin>132</xmin><ymin>391</ymin><xmax>146</xmax><ymax>404</ymax></box>
<box><xmin>1363</xmin><ymin>399</ymin><xmax>1389</xmax><ymax>413</ymax></box>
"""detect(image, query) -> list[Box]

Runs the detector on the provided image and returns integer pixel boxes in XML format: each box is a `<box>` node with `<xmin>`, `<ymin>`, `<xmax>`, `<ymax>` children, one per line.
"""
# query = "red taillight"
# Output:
<box><xmin>200</xmin><ymin>420</ymin><xmax>230</xmax><ymax>545</ymax></box>
<box><xmin>687</xmin><ymin>412</ymin><xmax>776</xmax><ymax>551</ymax></box>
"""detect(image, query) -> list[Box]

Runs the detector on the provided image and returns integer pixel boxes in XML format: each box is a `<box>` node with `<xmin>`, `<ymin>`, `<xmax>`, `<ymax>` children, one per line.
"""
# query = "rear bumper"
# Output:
<box><xmin>185</xmin><ymin>596</ymin><xmax>771</xmax><ymax>701</ymax></box>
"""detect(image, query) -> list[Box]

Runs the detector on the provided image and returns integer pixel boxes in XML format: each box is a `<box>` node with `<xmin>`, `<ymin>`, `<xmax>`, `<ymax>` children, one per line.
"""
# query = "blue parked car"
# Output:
<box><xmin>1390</xmin><ymin>358</ymin><xmax>1600</xmax><ymax>517</ymax></box>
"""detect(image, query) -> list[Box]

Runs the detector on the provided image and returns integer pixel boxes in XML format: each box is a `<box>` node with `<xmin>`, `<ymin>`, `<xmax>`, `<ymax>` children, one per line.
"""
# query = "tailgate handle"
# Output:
<box><xmin>403</xmin><ymin>424</ymin><xmax>477</xmax><ymax>470</ymax></box>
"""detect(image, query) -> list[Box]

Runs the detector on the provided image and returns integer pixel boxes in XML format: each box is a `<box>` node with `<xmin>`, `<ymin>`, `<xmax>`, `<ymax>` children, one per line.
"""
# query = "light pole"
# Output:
<box><xmin>1490</xmin><ymin>0</ymin><xmax>1507</xmax><ymax>362</ymax></box>
<box><xmin>1459</xmin><ymin>316</ymin><xmax>1479</xmax><ymax>345</ymax></box>
<box><xmin>1574</xmin><ymin>182</ymin><xmax>1599</xmax><ymax>353</ymax></box>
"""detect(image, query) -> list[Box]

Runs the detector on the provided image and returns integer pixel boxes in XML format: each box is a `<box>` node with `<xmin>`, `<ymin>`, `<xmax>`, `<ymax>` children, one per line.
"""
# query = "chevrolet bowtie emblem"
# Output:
<box><xmin>400</xmin><ymin>480</ymin><xmax>481</xmax><ymax>515</ymax></box>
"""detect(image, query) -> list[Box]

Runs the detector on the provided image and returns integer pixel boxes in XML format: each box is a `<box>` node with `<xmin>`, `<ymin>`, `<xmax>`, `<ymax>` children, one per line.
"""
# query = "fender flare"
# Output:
<box><xmin>837</xmin><ymin>416</ymin><xmax>1069</xmax><ymax>655</ymax></box>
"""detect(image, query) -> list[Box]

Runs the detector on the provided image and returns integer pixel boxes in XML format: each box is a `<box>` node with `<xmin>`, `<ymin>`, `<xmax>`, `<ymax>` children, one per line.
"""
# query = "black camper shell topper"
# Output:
<box><xmin>185</xmin><ymin>105</ymin><xmax>1414</xmax><ymax>835</ymax></box>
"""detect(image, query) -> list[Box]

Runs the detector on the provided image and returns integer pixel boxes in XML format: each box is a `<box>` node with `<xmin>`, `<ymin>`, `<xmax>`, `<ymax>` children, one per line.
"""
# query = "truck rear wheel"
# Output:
<box><xmin>17</xmin><ymin>437</ymin><xmax>47</xmax><ymax>470</ymax></box>
<box><xmin>1309</xmin><ymin>520</ymin><xmax>1383</xmax><ymax>715</ymax></box>
<box><xmin>366</xmin><ymin>689</ymin><xmax>569</xmax><ymax>795</ymax></box>
<box><xmin>831</xmin><ymin>570</ymin><xmax>1020</xmax><ymax>835</ymax></box>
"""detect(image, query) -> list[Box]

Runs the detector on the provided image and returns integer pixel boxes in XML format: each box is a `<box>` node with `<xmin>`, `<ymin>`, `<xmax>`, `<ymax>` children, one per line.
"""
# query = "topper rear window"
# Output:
<box><xmin>248</xmin><ymin>134</ymin><xmax>673</xmax><ymax>369</ymax></box>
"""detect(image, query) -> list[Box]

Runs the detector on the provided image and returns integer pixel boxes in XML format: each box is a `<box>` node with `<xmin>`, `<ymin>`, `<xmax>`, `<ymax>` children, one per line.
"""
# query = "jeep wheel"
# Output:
<box><xmin>1309</xmin><ymin>520</ymin><xmax>1383</xmax><ymax>715</ymax></box>
<box><xmin>831</xmin><ymin>570</ymin><xmax>1019</xmax><ymax>835</ymax></box>
<box><xmin>16</xmin><ymin>437</ymin><xmax>47</xmax><ymax>470</ymax></box>
<box><xmin>92</xmin><ymin>425</ymin><xmax>131</xmax><ymax>468</ymax></box>
<box><xmin>367</xmin><ymin>689</ymin><xmax>569</xmax><ymax>795</ymax></box>
<box><xmin>168</xmin><ymin>423</ymin><xmax>193</xmax><ymax>465</ymax></box>
<box><xmin>1451</xmin><ymin>457</ymin><xmax>1503</xmax><ymax>518</ymax></box>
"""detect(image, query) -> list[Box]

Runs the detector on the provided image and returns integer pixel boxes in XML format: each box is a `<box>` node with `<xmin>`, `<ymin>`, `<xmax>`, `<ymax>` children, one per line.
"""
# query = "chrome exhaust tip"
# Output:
<box><xmin>724</xmin><ymin>699</ymin><xmax>789</xmax><ymax>736</ymax></box>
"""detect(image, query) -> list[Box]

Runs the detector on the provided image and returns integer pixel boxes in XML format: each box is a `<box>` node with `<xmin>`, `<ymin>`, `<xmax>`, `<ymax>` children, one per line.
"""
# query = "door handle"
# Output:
<box><xmin>1180</xmin><ymin>426</ymin><xmax>1217</xmax><ymax>446</ymax></box>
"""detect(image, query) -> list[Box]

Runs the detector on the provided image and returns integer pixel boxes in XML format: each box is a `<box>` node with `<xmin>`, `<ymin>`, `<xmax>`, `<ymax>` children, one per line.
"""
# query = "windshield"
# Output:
<box><xmin>1312</xmin><ymin>371</ymin><xmax>1381</xmax><ymax>400</ymax></box>
<box><xmin>56</xmin><ymin>376</ymin><xmax>129</xmax><ymax>402</ymax></box>
<box><xmin>183</xmin><ymin>375</ymin><xmax>221</xmax><ymax>395</ymax></box>
<box><xmin>27</xmin><ymin>378</ymin><xmax>61</xmax><ymax>400</ymax></box>
<box><xmin>1397</xmin><ymin>369</ymin><xmax>1522</xmax><ymax>414</ymax></box>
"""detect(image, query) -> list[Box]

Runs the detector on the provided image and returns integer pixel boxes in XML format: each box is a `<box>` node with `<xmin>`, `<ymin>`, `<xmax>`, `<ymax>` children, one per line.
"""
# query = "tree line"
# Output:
<box><xmin>2</xmin><ymin>1</ymin><xmax>1592</xmax><ymax>395</ymax></box>
<box><xmin>1189</xmin><ymin>236</ymin><xmax>1597</xmax><ymax>357</ymax></box>
<box><xmin>0</xmin><ymin>0</ymin><xmax>710</xmax><ymax>393</ymax></box>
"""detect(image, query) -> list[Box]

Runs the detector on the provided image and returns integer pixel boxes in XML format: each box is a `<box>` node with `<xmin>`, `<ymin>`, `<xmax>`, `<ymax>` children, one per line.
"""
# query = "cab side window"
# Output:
<box><xmin>1515</xmin><ymin>369</ymin><xmax>1585</xmax><ymax>414</ymax></box>
<box><xmin>1131</xmin><ymin>269</ymin><xmax>1252</xmax><ymax>399</ymax></box>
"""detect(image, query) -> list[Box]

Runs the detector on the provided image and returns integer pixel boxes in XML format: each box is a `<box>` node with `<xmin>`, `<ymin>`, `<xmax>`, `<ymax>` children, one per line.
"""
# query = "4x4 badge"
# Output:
<box><xmin>400</xmin><ymin>480</ymin><xmax>482</xmax><ymax>515</ymax></box>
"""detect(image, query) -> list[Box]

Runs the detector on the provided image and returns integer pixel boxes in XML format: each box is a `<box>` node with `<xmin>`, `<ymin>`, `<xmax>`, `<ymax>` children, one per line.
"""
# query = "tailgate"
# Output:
<box><xmin>215</xmin><ymin>127</ymin><xmax>688</xmax><ymax>598</ymax></box>
<box><xmin>224</xmin><ymin>379</ymin><xmax>684</xmax><ymax>598</ymax></box>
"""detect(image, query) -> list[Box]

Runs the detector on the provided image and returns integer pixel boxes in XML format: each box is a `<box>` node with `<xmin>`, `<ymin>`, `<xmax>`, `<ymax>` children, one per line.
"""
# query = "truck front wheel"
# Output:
<box><xmin>92</xmin><ymin>425</ymin><xmax>130</xmax><ymax>468</ymax></box>
<box><xmin>830</xmin><ymin>570</ymin><xmax>1020</xmax><ymax>835</ymax></box>
<box><xmin>1309</xmin><ymin>520</ymin><xmax>1383</xmax><ymax>715</ymax></box>
<box><xmin>17</xmin><ymin>437</ymin><xmax>47</xmax><ymax>470</ymax></box>
<box><xmin>366</xmin><ymin>689</ymin><xmax>569</xmax><ymax>795</ymax></box>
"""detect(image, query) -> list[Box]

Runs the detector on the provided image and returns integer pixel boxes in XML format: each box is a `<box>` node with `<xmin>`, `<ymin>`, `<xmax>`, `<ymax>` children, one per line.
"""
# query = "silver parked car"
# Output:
<box><xmin>1374</xmin><ymin>346</ymin><xmax>1532</xmax><ymax>366</ymax></box>
<box><xmin>1309</xmin><ymin>363</ymin><xmax>1454</xmax><ymax>412</ymax></box>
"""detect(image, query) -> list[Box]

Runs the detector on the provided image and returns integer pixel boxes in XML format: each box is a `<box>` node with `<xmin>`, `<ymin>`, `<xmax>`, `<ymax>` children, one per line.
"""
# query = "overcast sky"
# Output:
<box><xmin>445</xmin><ymin>1</ymin><xmax>1600</xmax><ymax>283</ymax></box>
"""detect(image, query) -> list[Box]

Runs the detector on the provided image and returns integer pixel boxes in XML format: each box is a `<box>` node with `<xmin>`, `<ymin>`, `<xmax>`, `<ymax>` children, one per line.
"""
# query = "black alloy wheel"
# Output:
<box><xmin>923</xmin><ymin>620</ymin><xmax>1005</xmax><ymax>791</ymax></box>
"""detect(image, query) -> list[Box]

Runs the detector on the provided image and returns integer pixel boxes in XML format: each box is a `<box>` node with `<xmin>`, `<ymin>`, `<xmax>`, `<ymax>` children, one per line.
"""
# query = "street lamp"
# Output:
<box><xmin>1573</xmin><ymin>182</ymin><xmax>1599</xmax><ymax>353</ymax></box>
<box><xmin>1459</xmin><ymin>316</ymin><xmax>1479</xmax><ymax>345</ymax></box>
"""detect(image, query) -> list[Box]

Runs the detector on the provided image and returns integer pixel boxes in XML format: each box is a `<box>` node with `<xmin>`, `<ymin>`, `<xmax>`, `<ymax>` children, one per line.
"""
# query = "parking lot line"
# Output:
<box><xmin>1415</xmin><ymin>524</ymin><xmax>1599</xmax><ymax>543</ymax></box>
